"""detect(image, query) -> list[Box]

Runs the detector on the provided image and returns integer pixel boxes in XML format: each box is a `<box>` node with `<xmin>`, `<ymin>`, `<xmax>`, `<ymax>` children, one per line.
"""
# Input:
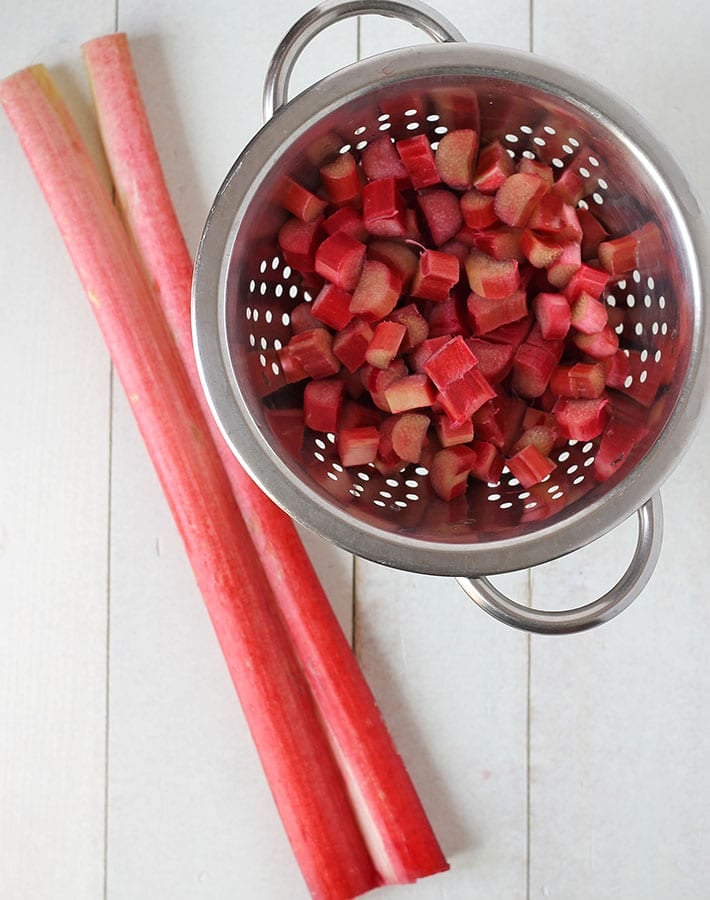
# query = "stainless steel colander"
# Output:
<box><xmin>192</xmin><ymin>0</ymin><xmax>708</xmax><ymax>634</ymax></box>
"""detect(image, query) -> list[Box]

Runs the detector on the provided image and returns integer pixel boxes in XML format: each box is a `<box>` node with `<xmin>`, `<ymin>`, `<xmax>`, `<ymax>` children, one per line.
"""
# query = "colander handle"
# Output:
<box><xmin>262</xmin><ymin>0</ymin><xmax>466</xmax><ymax>120</ymax></box>
<box><xmin>455</xmin><ymin>493</ymin><xmax>664</xmax><ymax>635</ymax></box>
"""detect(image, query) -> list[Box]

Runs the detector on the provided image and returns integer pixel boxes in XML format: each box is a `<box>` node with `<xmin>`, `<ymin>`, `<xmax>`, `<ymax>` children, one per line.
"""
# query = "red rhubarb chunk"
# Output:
<box><xmin>435</xmin><ymin>414</ymin><xmax>474</xmax><ymax>447</ymax></box>
<box><xmin>465</xmin><ymin>338</ymin><xmax>515</xmax><ymax>383</ymax></box>
<box><xmin>598</xmin><ymin>231</ymin><xmax>639</xmax><ymax>276</ymax></box>
<box><xmin>469</xmin><ymin>440</ymin><xmax>505</xmax><ymax>484</ymax></box>
<box><xmin>564</xmin><ymin>263</ymin><xmax>610</xmax><ymax>301</ymax></box>
<box><xmin>350</xmin><ymin>259</ymin><xmax>402</xmax><ymax>322</ymax></box>
<box><xmin>365</xmin><ymin>320</ymin><xmax>407</xmax><ymax>369</ymax></box>
<box><xmin>553</xmin><ymin>396</ymin><xmax>609</xmax><ymax>441</ymax></box>
<box><xmin>276</xmin><ymin>175</ymin><xmax>328</xmax><ymax>222</ymax></box>
<box><xmin>314</xmin><ymin>232</ymin><xmax>366</xmax><ymax>291</ymax></box>
<box><xmin>319</xmin><ymin>151</ymin><xmax>361</xmax><ymax>205</ymax></box>
<box><xmin>570</xmin><ymin>291</ymin><xmax>609</xmax><ymax>335</ymax></box>
<box><xmin>460</xmin><ymin>188</ymin><xmax>498</xmax><ymax>229</ymax></box>
<box><xmin>427</xmin><ymin>295</ymin><xmax>467</xmax><ymax>338</ymax></box>
<box><xmin>277</xmin><ymin>217</ymin><xmax>321</xmax><ymax>273</ymax></box>
<box><xmin>360</xmin><ymin>136</ymin><xmax>410</xmax><ymax>185</ymax></box>
<box><xmin>396</xmin><ymin>134</ymin><xmax>440</xmax><ymax>189</ymax></box>
<box><xmin>546</xmin><ymin>241</ymin><xmax>581</xmax><ymax>288</ymax></box>
<box><xmin>288</xmin><ymin>328</ymin><xmax>341</xmax><ymax>379</ymax></box>
<box><xmin>430</xmin><ymin>446</ymin><xmax>477</xmax><ymax>500</ymax></box>
<box><xmin>533</xmin><ymin>292</ymin><xmax>571</xmax><ymax>341</ymax></box>
<box><xmin>388</xmin><ymin>302</ymin><xmax>429</xmax><ymax>350</ymax></box>
<box><xmin>390</xmin><ymin>412</ymin><xmax>430</xmax><ymax>463</ymax></box>
<box><xmin>410</xmin><ymin>249</ymin><xmax>460</xmax><ymax>302</ymax></box>
<box><xmin>434</xmin><ymin>128</ymin><xmax>479</xmax><ymax>190</ymax></box>
<box><xmin>550</xmin><ymin>167</ymin><xmax>585</xmax><ymax>205</ymax></box>
<box><xmin>367</xmin><ymin>240</ymin><xmax>419</xmax><ymax>289</ymax></box>
<box><xmin>311</xmin><ymin>283</ymin><xmax>354</xmax><ymax>330</ymax></box>
<box><xmin>506</xmin><ymin>444</ymin><xmax>556</xmax><ymax>488</ymax></box>
<box><xmin>418</xmin><ymin>188</ymin><xmax>464</xmax><ymax>246</ymax></box>
<box><xmin>362</xmin><ymin>177</ymin><xmax>408</xmax><ymax>238</ymax></box>
<box><xmin>438</xmin><ymin>368</ymin><xmax>496</xmax><ymax>425</ymax></box>
<box><xmin>465</xmin><ymin>248</ymin><xmax>520</xmax><ymax>300</ymax></box>
<box><xmin>407</xmin><ymin>335</ymin><xmax>450</xmax><ymax>373</ymax></box>
<box><xmin>473</xmin><ymin>140</ymin><xmax>514</xmax><ymax>194</ymax></box>
<box><xmin>493</xmin><ymin>173</ymin><xmax>549</xmax><ymax>228</ymax></box>
<box><xmin>304</xmin><ymin>377</ymin><xmax>345</xmax><ymax>432</ymax></box>
<box><xmin>593</xmin><ymin>418</ymin><xmax>640</xmax><ymax>482</ymax></box>
<box><xmin>467</xmin><ymin>289</ymin><xmax>528</xmax><ymax>336</ymax></box>
<box><xmin>511</xmin><ymin>341</ymin><xmax>558</xmax><ymax>398</ymax></box>
<box><xmin>578</xmin><ymin>207</ymin><xmax>609</xmax><ymax>259</ymax></box>
<box><xmin>332</xmin><ymin>318</ymin><xmax>374</xmax><ymax>373</ymax></box>
<box><xmin>322</xmin><ymin>206</ymin><xmax>368</xmax><ymax>242</ymax></box>
<box><xmin>423</xmin><ymin>335</ymin><xmax>478</xmax><ymax>389</ymax></box>
<box><xmin>549</xmin><ymin>362</ymin><xmax>606</xmax><ymax>399</ymax></box>
<box><xmin>520</xmin><ymin>230</ymin><xmax>565</xmax><ymax>268</ymax></box>
<box><xmin>384</xmin><ymin>374</ymin><xmax>437</xmax><ymax>414</ymax></box>
<box><xmin>471</xmin><ymin>226</ymin><xmax>524</xmax><ymax>262</ymax></box>
<box><xmin>517</xmin><ymin>157</ymin><xmax>554</xmax><ymax>184</ymax></box>
<box><xmin>571</xmin><ymin>324</ymin><xmax>619</xmax><ymax>359</ymax></box>
<box><xmin>290</xmin><ymin>301</ymin><xmax>321</xmax><ymax>334</ymax></box>
<box><xmin>338</xmin><ymin>425</ymin><xmax>381</xmax><ymax>467</ymax></box>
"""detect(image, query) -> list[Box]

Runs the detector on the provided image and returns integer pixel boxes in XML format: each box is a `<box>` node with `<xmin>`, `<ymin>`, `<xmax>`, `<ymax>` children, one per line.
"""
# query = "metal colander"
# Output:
<box><xmin>192</xmin><ymin>0</ymin><xmax>708</xmax><ymax>633</ymax></box>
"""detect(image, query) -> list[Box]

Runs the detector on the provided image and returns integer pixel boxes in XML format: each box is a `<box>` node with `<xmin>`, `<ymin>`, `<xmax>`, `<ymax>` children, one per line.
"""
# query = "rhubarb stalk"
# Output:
<box><xmin>0</xmin><ymin>64</ymin><xmax>379</xmax><ymax>900</ymax></box>
<box><xmin>81</xmin><ymin>33</ymin><xmax>448</xmax><ymax>885</ymax></box>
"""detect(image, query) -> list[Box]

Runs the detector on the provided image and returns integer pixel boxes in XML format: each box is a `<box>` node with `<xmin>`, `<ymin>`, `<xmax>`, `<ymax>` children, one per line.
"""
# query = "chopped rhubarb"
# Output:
<box><xmin>287</xmin><ymin>328</ymin><xmax>340</xmax><ymax>378</ymax></box>
<box><xmin>467</xmin><ymin>289</ymin><xmax>528</xmax><ymax>335</ymax></box>
<box><xmin>517</xmin><ymin>157</ymin><xmax>554</xmax><ymax>184</ymax></box>
<box><xmin>493</xmin><ymin>172</ymin><xmax>549</xmax><ymax>228</ymax></box>
<box><xmin>362</xmin><ymin>177</ymin><xmax>408</xmax><ymax>237</ymax></box>
<box><xmin>407</xmin><ymin>335</ymin><xmax>450</xmax><ymax>373</ymax></box>
<box><xmin>278</xmin><ymin>343</ymin><xmax>308</xmax><ymax>384</ymax></box>
<box><xmin>460</xmin><ymin>188</ymin><xmax>498</xmax><ymax>229</ymax></box>
<box><xmin>289</xmin><ymin>300</ymin><xmax>322</xmax><ymax>334</ymax></box>
<box><xmin>520</xmin><ymin>229</ymin><xmax>565</xmax><ymax>268</ymax></box>
<box><xmin>465</xmin><ymin>338</ymin><xmax>515</xmax><ymax>383</ymax></box>
<box><xmin>368</xmin><ymin>239</ymin><xmax>419</xmax><ymax>289</ymax></box>
<box><xmin>276</xmin><ymin>174</ymin><xmax>328</xmax><ymax>222</ymax></box>
<box><xmin>361</xmin><ymin>136</ymin><xmax>409</xmax><ymax>185</ymax></box>
<box><xmin>549</xmin><ymin>362</ymin><xmax>606</xmax><ymax>399</ymax></box>
<box><xmin>434</xmin><ymin>128</ymin><xmax>479</xmax><ymax>190</ymax></box>
<box><xmin>311</xmin><ymin>282</ymin><xmax>354</xmax><ymax>330</ymax></box>
<box><xmin>465</xmin><ymin>248</ymin><xmax>520</xmax><ymax>299</ymax></box>
<box><xmin>388</xmin><ymin>302</ymin><xmax>429</xmax><ymax>350</ymax></box>
<box><xmin>364</xmin><ymin>359</ymin><xmax>408</xmax><ymax>411</ymax></box>
<box><xmin>427</xmin><ymin>295</ymin><xmax>467</xmax><ymax>338</ymax></box>
<box><xmin>553</xmin><ymin>396</ymin><xmax>610</xmax><ymax>440</ymax></box>
<box><xmin>314</xmin><ymin>231</ymin><xmax>366</xmax><ymax>291</ymax></box>
<box><xmin>418</xmin><ymin>188</ymin><xmax>464</xmax><ymax>246</ymax></box>
<box><xmin>593</xmin><ymin>418</ymin><xmax>640</xmax><ymax>481</ymax></box>
<box><xmin>384</xmin><ymin>374</ymin><xmax>437</xmax><ymax>413</ymax></box>
<box><xmin>512</xmin><ymin>425</ymin><xmax>557</xmax><ymax>458</ymax></box>
<box><xmin>338</xmin><ymin>425</ymin><xmax>380</xmax><ymax>467</ymax></box>
<box><xmin>511</xmin><ymin>341</ymin><xmax>558</xmax><ymax>398</ymax></box>
<box><xmin>571</xmin><ymin>324</ymin><xmax>619</xmax><ymax>359</ymax></box>
<box><xmin>471</xmin><ymin>225</ymin><xmax>524</xmax><ymax>261</ymax></box>
<box><xmin>396</xmin><ymin>134</ymin><xmax>440</xmax><ymax>189</ymax></box>
<box><xmin>332</xmin><ymin>318</ymin><xmax>373</xmax><ymax>372</ymax></box>
<box><xmin>435</xmin><ymin>413</ymin><xmax>474</xmax><ymax>447</ymax></box>
<box><xmin>469</xmin><ymin>440</ymin><xmax>505</xmax><ymax>484</ymax></box>
<box><xmin>304</xmin><ymin>377</ymin><xmax>345</xmax><ymax>432</ymax></box>
<box><xmin>410</xmin><ymin>248</ymin><xmax>460</xmax><ymax>301</ymax></box>
<box><xmin>598</xmin><ymin>231</ymin><xmax>639</xmax><ymax>275</ymax></box>
<box><xmin>350</xmin><ymin>259</ymin><xmax>402</xmax><ymax>321</ymax></box>
<box><xmin>546</xmin><ymin>241</ymin><xmax>582</xmax><ymax>288</ymax></box>
<box><xmin>438</xmin><ymin>368</ymin><xmax>496</xmax><ymax>425</ymax></box>
<box><xmin>603</xmin><ymin>348</ymin><xmax>631</xmax><ymax>390</ymax></box>
<box><xmin>473</xmin><ymin>140</ymin><xmax>514</xmax><ymax>194</ymax></box>
<box><xmin>365</xmin><ymin>320</ymin><xmax>407</xmax><ymax>369</ymax></box>
<box><xmin>550</xmin><ymin>167</ymin><xmax>585</xmax><ymax>205</ymax></box>
<box><xmin>278</xmin><ymin>216</ymin><xmax>321</xmax><ymax>272</ymax></box>
<box><xmin>423</xmin><ymin>335</ymin><xmax>478</xmax><ymax>389</ymax></box>
<box><xmin>319</xmin><ymin>151</ymin><xmax>361</xmax><ymax>204</ymax></box>
<box><xmin>570</xmin><ymin>290</ymin><xmax>609</xmax><ymax>335</ymax></box>
<box><xmin>507</xmin><ymin>444</ymin><xmax>556</xmax><ymax>488</ymax></box>
<box><xmin>390</xmin><ymin>412</ymin><xmax>430</xmax><ymax>463</ymax></box>
<box><xmin>322</xmin><ymin>206</ymin><xmax>368</xmax><ymax>242</ymax></box>
<box><xmin>533</xmin><ymin>292</ymin><xmax>571</xmax><ymax>341</ymax></box>
<box><xmin>564</xmin><ymin>263</ymin><xmax>609</xmax><ymax>301</ymax></box>
<box><xmin>527</xmin><ymin>193</ymin><xmax>565</xmax><ymax>233</ymax></box>
<box><xmin>430</xmin><ymin>446</ymin><xmax>477</xmax><ymax>500</ymax></box>
<box><xmin>578</xmin><ymin>207</ymin><xmax>609</xmax><ymax>259</ymax></box>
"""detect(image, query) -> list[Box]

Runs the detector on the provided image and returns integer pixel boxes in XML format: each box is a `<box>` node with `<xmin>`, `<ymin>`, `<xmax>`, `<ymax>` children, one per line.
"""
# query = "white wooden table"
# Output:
<box><xmin>2</xmin><ymin>2</ymin><xmax>710</xmax><ymax>898</ymax></box>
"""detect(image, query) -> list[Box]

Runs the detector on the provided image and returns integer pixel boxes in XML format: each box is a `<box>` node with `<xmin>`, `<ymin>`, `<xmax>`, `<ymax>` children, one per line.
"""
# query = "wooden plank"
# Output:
<box><xmin>0</xmin><ymin>4</ymin><xmax>115</xmax><ymax>898</ymax></box>
<box><xmin>355</xmin><ymin>3</ymin><xmax>533</xmax><ymax>897</ymax></box>
<box><xmin>530</xmin><ymin>3</ymin><xmax>710</xmax><ymax>896</ymax></box>
<box><xmin>105</xmin><ymin>4</ymin><xmax>358</xmax><ymax>898</ymax></box>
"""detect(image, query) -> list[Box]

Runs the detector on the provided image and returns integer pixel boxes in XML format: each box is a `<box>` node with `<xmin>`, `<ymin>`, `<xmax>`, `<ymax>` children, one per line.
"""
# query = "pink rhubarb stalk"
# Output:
<box><xmin>0</xmin><ymin>63</ymin><xmax>377</xmax><ymax>900</ymax></box>
<box><xmin>82</xmin><ymin>32</ymin><xmax>448</xmax><ymax>888</ymax></box>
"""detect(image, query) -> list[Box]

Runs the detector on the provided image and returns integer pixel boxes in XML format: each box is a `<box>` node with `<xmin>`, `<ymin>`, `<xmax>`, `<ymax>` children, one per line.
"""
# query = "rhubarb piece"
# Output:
<box><xmin>553</xmin><ymin>396</ymin><xmax>610</xmax><ymax>440</ymax></box>
<box><xmin>460</xmin><ymin>188</ymin><xmax>498</xmax><ymax>229</ymax></box>
<box><xmin>323</xmin><ymin>206</ymin><xmax>368</xmax><ymax>242</ymax></box>
<box><xmin>527</xmin><ymin>193</ymin><xmax>565</xmax><ymax>233</ymax></box>
<box><xmin>362</xmin><ymin>177</ymin><xmax>408</xmax><ymax>237</ymax></box>
<box><xmin>365</xmin><ymin>320</ymin><xmax>407</xmax><ymax>369</ymax></box>
<box><xmin>287</xmin><ymin>328</ymin><xmax>340</xmax><ymax>378</ymax></box>
<box><xmin>81</xmin><ymin>38</ymin><xmax>449</xmax><ymax>889</ymax></box>
<box><xmin>407</xmin><ymin>335</ymin><xmax>450</xmax><ymax>373</ymax></box>
<box><xmin>571</xmin><ymin>324</ymin><xmax>619</xmax><ymax>359</ymax></box>
<box><xmin>578</xmin><ymin>207</ymin><xmax>609</xmax><ymax>259</ymax></box>
<box><xmin>469</xmin><ymin>439</ymin><xmax>505</xmax><ymax>484</ymax></box>
<box><xmin>423</xmin><ymin>335</ymin><xmax>478</xmax><ymax>389</ymax></box>
<box><xmin>549</xmin><ymin>362</ymin><xmax>606</xmax><ymax>399</ymax></box>
<box><xmin>361</xmin><ymin>136</ymin><xmax>410</xmax><ymax>185</ymax></box>
<box><xmin>276</xmin><ymin>174</ymin><xmax>328</xmax><ymax>222</ymax></box>
<box><xmin>427</xmin><ymin>295</ymin><xmax>467</xmax><ymax>338</ymax></box>
<box><xmin>430</xmin><ymin>445</ymin><xmax>477</xmax><ymax>500</ymax></box>
<box><xmin>467</xmin><ymin>289</ymin><xmax>528</xmax><ymax>336</ymax></box>
<box><xmin>338</xmin><ymin>425</ymin><xmax>380</xmax><ymax>467</ymax></box>
<box><xmin>511</xmin><ymin>341</ymin><xmax>558</xmax><ymax>398</ymax></box>
<box><xmin>494</xmin><ymin>172</ymin><xmax>549</xmax><ymax>228</ymax></box>
<box><xmin>570</xmin><ymin>290</ymin><xmax>609</xmax><ymax>334</ymax></box>
<box><xmin>533</xmin><ymin>292</ymin><xmax>571</xmax><ymax>341</ymax></box>
<box><xmin>5</xmin><ymin>62</ymin><xmax>381</xmax><ymax>900</ymax></box>
<box><xmin>517</xmin><ymin>157</ymin><xmax>554</xmax><ymax>184</ymax></box>
<box><xmin>278</xmin><ymin>344</ymin><xmax>308</xmax><ymax>383</ymax></box>
<box><xmin>364</xmin><ymin>359</ymin><xmax>408</xmax><ymax>411</ymax></box>
<box><xmin>388</xmin><ymin>302</ymin><xmax>429</xmax><ymax>350</ymax></box>
<box><xmin>465</xmin><ymin>248</ymin><xmax>520</xmax><ymax>300</ymax></box>
<box><xmin>593</xmin><ymin>418</ymin><xmax>639</xmax><ymax>481</ymax></box>
<box><xmin>471</xmin><ymin>225</ymin><xmax>524</xmax><ymax>262</ymax></box>
<box><xmin>434</xmin><ymin>414</ymin><xmax>474</xmax><ymax>447</ymax></box>
<box><xmin>473</xmin><ymin>140</ymin><xmax>514</xmax><ymax>194</ymax></box>
<box><xmin>507</xmin><ymin>444</ymin><xmax>556</xmax><ymax>488</ymax></box>
<box><xmin>390</xmin><ymin>412</ymin><xmax>430</xmax><ymax>463</ymax></box>
<box><xmin>315</xmin><ymin>231</ymin><xmax>366</xmax><ymax>291</ymax></box>
<box><xmin>332</xmin><ymin>318</ymin><xmax>374</xmax><ymax>373</ymax></box>
<box><xmin>438</xmin><ymin>368</ymin><xmax>496</xmax><ymax>425</ymax></box>
<box><xmin>278</xmin><ymin>216</ymin><xmax>321</xmax><ymax>272</ymax></box>
<box><xmin>304</xmin><ymin>377</ymin><xmax>345</xmax><ymax>432</ymax></box>
<box><xmin>311</xmin><ymin>282</ymin><xmax>354</xmax><ymax>330</ymax></box>
<box><xmin>564</xmin><ymin>263</ymin><xmax>609</xmax><ymax>301</ymax></box>
<box><xmin>465</xmin><ymin>338</ymin><xmax>515</xmax><ymax>383</ymax></box>
<box><xmin>384</xmin><ymin>374</ymin><xmax>437</xmax><ymax>413</ymax></box>
<box><xmin>520</xmin><ymin>229</ymin><xmax>564</xmax><ymax>268</ymax></box>
<box><xmin>434</xmin><ymin>128</ymin><xmax>479</xmax><ymax>189</ymax></box>
<box><xmin>367</xmin><ymin>239</ymin><xmax>419</xmax><ymax>289</ymax></box>
<box><xmin>598</xmin><ymin>231</ymin><xmax>640</xmax><ymax>276</ymax></box>
<box><xmin>289</xmin><ymin>301</ymin><xmax>321</xmax><ymax>334</ymax></box>
<box><xmin>418</xmin><ymin>188</ymin><xmax>464</xmax><ymax>246</ymax></box>
<box><xmin>550</xmin><ymin>167</ymin><xmax>585</xmax><ymax>205</ymax></box>
<box><xmin>396</xmin><ymin>134</ymin><xmax>440</xmax><ymax>189</ymax></box>
<box><xmin>340</xmin><ymin>401</ymin><xmax>383</xmax><ymax>430</ymax></box>
<box><xmin>546</xmin><ymin>241</ymin><xmax>582</xmax><ymax>288</ymax></box>
<box><xmin>603</xmin><ymin>348</ymin><xmax>631</xmax><ymax>390</ymax></box>
<box><xmin>410</xmin><ymin>248</ymin><xmax>460</xmax><ymax>302</ymax></box>
<box><xmin>485</xmin><ymin>313</ymin><xmax>533</xmax><ymax>347</ymax></box>
<box><xmin>350</xmin><ymin>259</ymin><xmax>402</xmax><ymax>321</ymax></box>
<box><xmin>512</xmin><ymin>425</ymin><xmax>557</xmax><ymax>458</ymax></box>
<box><xmin>319</xmin><ymin>151</ymin><xmax>361</xmax><ymax>204</ymax></box>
